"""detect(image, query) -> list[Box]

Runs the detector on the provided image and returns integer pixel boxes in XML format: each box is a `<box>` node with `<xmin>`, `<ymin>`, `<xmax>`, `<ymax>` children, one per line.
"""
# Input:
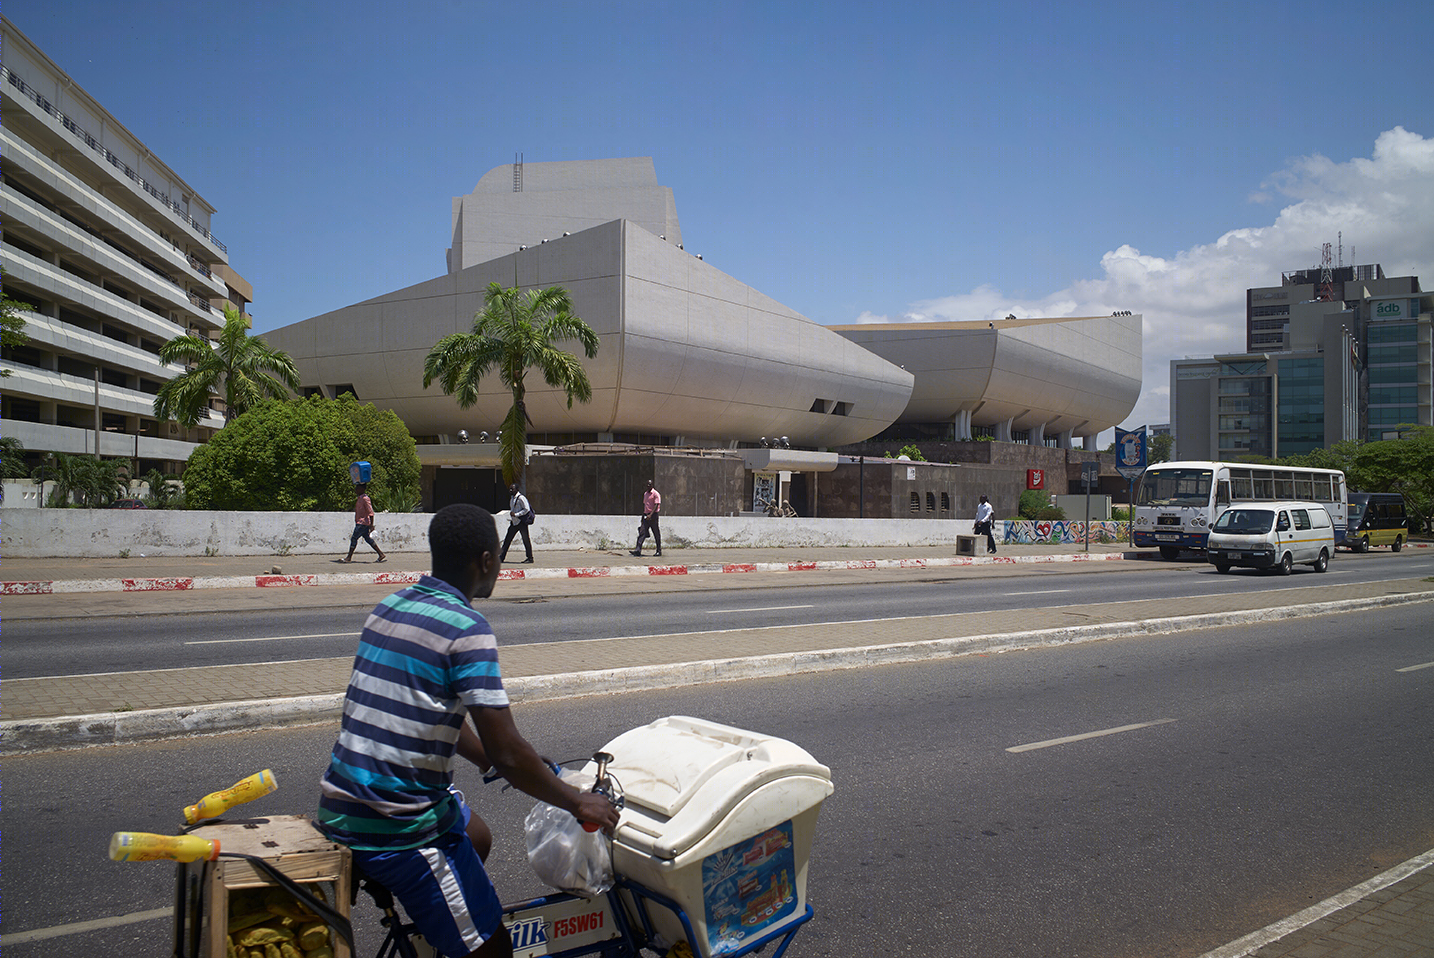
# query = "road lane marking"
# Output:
<box><xmin>184</xmin><ymin>632</ymin><xmax>357</xmax><ymax>645</ymax></box>
<box><xmin>1396</xmin><ymin>661</ymin><xmax>1434</xmax><ymax>673</ymax></box>
<box><xmin>1007</xmin><ymin>718</ymin><xmax>1177</xmax><ymax>753</ymax></box>
<box><xmin>705</xmin><ymin>604</ymin><xmax>815</xmax><ymax>614</ymax></box>
<box><xmin>1006</xmin><ymin>589</ymin><xmax>1071</xmax><ymax>595</ymax></box>
<box><xmin>1</xmin><ymin>907</ymin><xmax>170</xmax><ymax>944</ymax></box>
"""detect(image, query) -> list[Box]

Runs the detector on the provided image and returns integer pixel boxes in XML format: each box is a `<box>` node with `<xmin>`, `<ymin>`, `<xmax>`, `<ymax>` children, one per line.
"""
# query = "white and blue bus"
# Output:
<box><xmin>1132</xmin><ymin>460</ymin><xmax>1348</xmax><ymax>559</ymax></box>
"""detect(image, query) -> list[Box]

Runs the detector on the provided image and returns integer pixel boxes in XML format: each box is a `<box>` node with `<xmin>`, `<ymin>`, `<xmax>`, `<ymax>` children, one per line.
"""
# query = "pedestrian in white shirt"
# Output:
<box><xmin>500</xmin><ymin>483</ymin><xmax>534</xmax><ymax>563</ymax></box>
<box><xmin>974</xmin><ymin>494</ymin><xmax>998</xmax><ymax>554</ymax></box>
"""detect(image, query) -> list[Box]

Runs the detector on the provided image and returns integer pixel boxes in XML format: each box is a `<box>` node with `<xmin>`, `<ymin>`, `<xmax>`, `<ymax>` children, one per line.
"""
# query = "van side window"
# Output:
<box><xmin>1292</xmin><ymin>509</ymin><xmax>1311</xmax><ymax>531</ymax></box>
<box><xmin>1311</xmin><ymin>509</ymin><xmax>1330</xmax><ymax>528</ymax></box>
<box><xmin>1277</xmin><ymin>511</ymin><xmax>1291</xmax><ymax>532</ymax></box>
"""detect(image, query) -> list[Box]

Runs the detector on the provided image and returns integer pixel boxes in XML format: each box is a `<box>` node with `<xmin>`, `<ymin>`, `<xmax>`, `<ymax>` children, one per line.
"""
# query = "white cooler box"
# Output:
<box><xmin>598</xmin><ymin>716</ymin><xmax>833</xmax><ymax>958</ymax></box>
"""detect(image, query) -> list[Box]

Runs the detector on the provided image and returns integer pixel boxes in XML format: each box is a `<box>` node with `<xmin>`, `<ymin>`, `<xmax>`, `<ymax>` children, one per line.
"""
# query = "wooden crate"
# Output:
<box><xmin>175</xmin><ymin>815</ymin><xmax>351</xmax><ymax>958</ymax></box>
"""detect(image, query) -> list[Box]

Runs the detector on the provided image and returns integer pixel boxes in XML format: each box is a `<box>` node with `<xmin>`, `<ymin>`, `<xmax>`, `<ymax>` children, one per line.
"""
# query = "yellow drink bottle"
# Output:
<box><xmin>109</xmin><ymin>832</ymin><xmax>219</xmax><ymax>862</ymax></box>
<box><xmin>182</xmin><ymin>769</ymin><xmax>278</xmax><ymax>824</ymax></box>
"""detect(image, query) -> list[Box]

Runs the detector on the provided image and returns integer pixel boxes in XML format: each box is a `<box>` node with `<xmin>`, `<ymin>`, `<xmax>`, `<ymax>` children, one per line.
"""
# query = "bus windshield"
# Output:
<box><xmin>1136</xmin><ymin>468</ymin><xmax>1214</xmax><ymax>507</ymax></box>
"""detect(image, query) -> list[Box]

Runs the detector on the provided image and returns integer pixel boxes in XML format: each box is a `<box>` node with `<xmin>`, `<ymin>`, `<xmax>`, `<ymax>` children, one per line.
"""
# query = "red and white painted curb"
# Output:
<box><xmin>1</xmin><ymin>551</ymin><xmax>1132</xmax><ymax>595</ymax></box>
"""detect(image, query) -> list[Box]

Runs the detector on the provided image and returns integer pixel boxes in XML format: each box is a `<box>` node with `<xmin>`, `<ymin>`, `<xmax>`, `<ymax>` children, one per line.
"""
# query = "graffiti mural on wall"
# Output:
<box><xmin>1001</xmin><ymin>520</ymin><xmax>1128</xmax><ymax>545</ymax></box>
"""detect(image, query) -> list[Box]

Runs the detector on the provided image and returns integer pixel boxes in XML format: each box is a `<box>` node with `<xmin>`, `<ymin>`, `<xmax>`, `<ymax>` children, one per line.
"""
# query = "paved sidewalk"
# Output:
<box><xmin>0</xmin><ymin>541</ymin><xmax>1134</xmax><ymax>595</ymax></box>
<box><xmin>1198</xmin><ymin>849</ymin><xmax>1434</xmax><ymax>958</ymax></box>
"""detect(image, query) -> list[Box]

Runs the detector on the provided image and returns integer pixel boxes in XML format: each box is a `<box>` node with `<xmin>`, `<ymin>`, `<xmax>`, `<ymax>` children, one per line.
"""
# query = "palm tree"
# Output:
<box><xmin>423</xmin><ymin>283</ymin><xmax>599</xmax><ymax>485</ymax></box>
<box><xmin>153</xmin><ymin>306</ymin><xmax>300</xmax><ymax>428</ymax></box>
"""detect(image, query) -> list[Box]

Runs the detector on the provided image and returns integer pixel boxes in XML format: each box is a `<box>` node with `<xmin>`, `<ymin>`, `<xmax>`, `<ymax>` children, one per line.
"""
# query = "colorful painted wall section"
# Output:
<box><xmin>1002</xmin><ymin>520</ymin><xmax>1128</xmax><ymax>545</ymax></box>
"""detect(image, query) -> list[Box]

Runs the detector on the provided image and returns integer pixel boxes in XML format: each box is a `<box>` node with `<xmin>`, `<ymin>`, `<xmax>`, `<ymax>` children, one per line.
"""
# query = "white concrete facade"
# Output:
<box><xmin>448</xmin><ymin>157</ymin><xmax>682</xmax><ymax>273</ymax></box>
<box><xmin>266</xmin><ymin>218</ymin><xmax>915</xmax><ymax>448</ymax></box>
<box><xmin>0</xmin><ymin>17</ymin><xmax>241</xmax><ymax>474</ymax></box>
<box><xmin>831</xmin><ymin>315</ymin><xmax>1143</xmax><ymax>447</ymax></box>
<box><xmin>0</xmin><ymin>506</ymin><xmax>976</xmax><ymax>558</ymax></box>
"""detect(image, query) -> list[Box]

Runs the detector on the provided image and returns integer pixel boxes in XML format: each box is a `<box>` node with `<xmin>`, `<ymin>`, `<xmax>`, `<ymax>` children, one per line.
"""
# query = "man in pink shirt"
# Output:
<box><xmin>631</xmin><ymin>479</ymin><xmax>662</xmax><ymax>557</ymax></box>
<box><xmin>342</xmin><ymin>482</ymin><xmax>387</xmax><ymax>563</ymax></box>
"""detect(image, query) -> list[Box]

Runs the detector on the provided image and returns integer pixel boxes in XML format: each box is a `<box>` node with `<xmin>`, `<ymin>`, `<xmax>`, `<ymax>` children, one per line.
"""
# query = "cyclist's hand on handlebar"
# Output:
<box><xmin>572</xmin><ymin>790</ymin><xmax>621</xmax><ymax>834</ymax></box>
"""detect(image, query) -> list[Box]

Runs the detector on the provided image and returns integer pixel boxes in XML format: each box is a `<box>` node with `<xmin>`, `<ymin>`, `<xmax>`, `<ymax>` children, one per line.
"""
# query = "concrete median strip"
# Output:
<box><xmin>4</xmin><ymin>588</ymin><xmax>1431</xmax><ymax>754</ymax></box>
<box><xmin>0</xmin><ymin>550</ymin><xmax>1126</xmax><ymax>595</ymax></box>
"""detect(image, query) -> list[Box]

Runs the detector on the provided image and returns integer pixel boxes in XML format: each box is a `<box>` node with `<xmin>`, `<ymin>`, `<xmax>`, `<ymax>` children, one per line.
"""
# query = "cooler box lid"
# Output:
<box><xmin>602</xmin><ymin>716</ymin><xmax>832</xmax><ymax>861</ymax></box>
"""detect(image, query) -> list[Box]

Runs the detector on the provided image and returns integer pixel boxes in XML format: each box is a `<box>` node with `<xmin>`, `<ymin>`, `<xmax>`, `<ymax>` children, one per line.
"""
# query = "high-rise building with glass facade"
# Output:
<box><xmin>1174</xmin><ymin>266</ymin><xmax>1431</xmax><ymax>459</ymax></box>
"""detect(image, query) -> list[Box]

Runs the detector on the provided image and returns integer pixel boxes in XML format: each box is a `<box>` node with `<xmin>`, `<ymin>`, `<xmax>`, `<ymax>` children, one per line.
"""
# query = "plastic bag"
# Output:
<box><xmin>525</xmin><ymin>768</ymin><xmax>613</xmax><ymax>897</ymax></box>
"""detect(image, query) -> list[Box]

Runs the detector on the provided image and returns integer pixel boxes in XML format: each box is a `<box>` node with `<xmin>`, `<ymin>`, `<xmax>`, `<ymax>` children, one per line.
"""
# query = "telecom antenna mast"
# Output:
<box><xmin>1317</xmin><ymin>242</ymin><xmax>1335</xmax><ymax>302</ymax></box>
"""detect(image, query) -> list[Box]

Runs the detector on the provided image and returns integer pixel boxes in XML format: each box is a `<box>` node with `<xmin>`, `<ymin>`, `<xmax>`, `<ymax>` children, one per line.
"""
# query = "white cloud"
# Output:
<box><xmin>855</xmin><ymin>127</ymin><xmax>1434</xmax><ymax>440</ymax></box>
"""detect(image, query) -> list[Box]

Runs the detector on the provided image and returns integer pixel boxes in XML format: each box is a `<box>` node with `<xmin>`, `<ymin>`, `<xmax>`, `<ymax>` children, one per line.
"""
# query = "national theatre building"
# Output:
<box><xmin>263</xmin><ymin>158</ymin><xmax>1141</xmax><ymax>515</ymax></box>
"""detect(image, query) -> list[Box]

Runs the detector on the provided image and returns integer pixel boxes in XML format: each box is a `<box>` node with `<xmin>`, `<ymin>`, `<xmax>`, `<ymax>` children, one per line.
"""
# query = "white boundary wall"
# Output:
<box><xmin>0</xmin><ymin>508</ymin><xmax>979</xmax><ymax>558</ymax></box>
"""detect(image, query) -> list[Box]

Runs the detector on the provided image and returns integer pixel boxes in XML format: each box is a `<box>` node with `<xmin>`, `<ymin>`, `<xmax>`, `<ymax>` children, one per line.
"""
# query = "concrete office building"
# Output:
<box><xmin>1</xmin><ymin>17</ymin><xmax>249</xmax><ymax>479</ymax></box>
<box><xmin>1171</xmin><ymin>307</ymin><xmax>1361</xmax><ymax>461</ymax></box>
<box><xmin>831</xmin><ymin>315</ymin><xmax>1143</xmax><ymax>450</ymax></box>
<box><xmin>1362</xmin><ymin>288</ymin><xmax>1433</xmax><ymax>440</ymax></box>
<box><xmin>1239</xmin><ymin>263</ymin><xmax>1432</xmax><ymax>445</ymax></box>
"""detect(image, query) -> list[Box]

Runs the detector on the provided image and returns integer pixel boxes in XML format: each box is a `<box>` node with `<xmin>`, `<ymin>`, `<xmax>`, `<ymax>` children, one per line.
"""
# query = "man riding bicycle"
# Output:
<box><xmin>316</xmin><ymin>503</ymin><xmax>620</xmax><ymax>958</ymax></box>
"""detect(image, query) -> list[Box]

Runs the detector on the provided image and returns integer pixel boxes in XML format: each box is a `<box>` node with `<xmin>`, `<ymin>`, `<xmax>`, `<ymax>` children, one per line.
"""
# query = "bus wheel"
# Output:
<box><xmin>1314</xmin><ymin>549</ymin><xmax>1328</xmax><ymax>573</ymax></box>
<box><xmin>1159</xmin><ymin>546</ymin><xmax>1179</xmax><ymax>560</ymax></box>
<box><xmin>1358</xmin><ymin>535</ymin><xmax>1371</xmax><ymax>553</ymax></box>
<box><xmin>1392</xmin><ymin>536</ymin><xmax>1403</xmax><ymax>553</ymax></box>
<box><xmin>1277</xmin><ymin>552</ymin><xmax>1294</xmax><ymax>575</ymax></box>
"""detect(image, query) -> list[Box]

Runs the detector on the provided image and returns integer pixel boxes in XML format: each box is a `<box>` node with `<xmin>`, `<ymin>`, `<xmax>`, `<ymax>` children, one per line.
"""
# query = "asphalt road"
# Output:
<box><xmin>6</xmin><ymin>549</ymin><xmax>1432</xmax><ymax>678</ymax></box>
<box><xmin>3</xmin><ymin>602</ymin><xmax>1431</xmax><ymax>958</ymax></box>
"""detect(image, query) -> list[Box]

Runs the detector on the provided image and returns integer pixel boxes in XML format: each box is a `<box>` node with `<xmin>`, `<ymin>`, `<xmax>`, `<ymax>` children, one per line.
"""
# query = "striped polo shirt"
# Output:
<box><xmin>317</xmin><ymin>575</ymin><xmax>509</xmax><ymax>850</ymax></box>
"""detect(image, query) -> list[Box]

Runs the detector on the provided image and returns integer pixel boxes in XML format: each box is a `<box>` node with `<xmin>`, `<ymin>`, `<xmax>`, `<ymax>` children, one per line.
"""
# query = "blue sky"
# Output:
<box><xmin>10</xmin><ymin>0</ymin><xmax>1432</xmax><ymax>440</ymax></box>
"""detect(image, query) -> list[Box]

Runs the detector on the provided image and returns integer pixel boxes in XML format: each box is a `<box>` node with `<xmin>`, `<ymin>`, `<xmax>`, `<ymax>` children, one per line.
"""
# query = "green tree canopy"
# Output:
<box><xmin>1148</xmin><ymin>433</ymin><xmax>1174</xmax><ymax>464</ymax></box>
<box><xmin>32</xmin><ymin>453</ymin><xmax>127</xmax><ymax>507</ymax></box>
<box><xmin>1</xmin><ymin>436</ymin><xmax>30</xmax><ymax>479</ymax></box>
<box><xmin>141</xmin><ymin>468</ymin><xmax>183</xmax><ymax>509</ymax></box>
<box><xmin>1350</xmin><ymin>427</ymin><xmax>1434</xmax><ymax>533</ymax></box>
<box><xmin>154</xmin><ymin>306</ymin><xmax>301</xmax><ymax>428</ymax></box>
<box><xmin>2</xmin><ymin>268</ymin><xmax>34</xmax><ymax>378</ymax></box>
<box><xmin>1275</xmin><ymin>428</ymin><xmax>1434</xmax><ymax>533</ymax></box>
<box><xmin>423</xmin><ymin>283</ymin><xmax>599</xmax><ymax>486</ymax></box>
<box><xmin>180</xmin><ymin>395</ymin><xmax>421</xmax><ymax>512</ymax></box>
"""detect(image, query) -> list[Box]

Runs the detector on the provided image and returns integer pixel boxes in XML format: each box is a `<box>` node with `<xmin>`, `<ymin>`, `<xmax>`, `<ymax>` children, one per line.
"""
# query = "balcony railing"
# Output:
<box><xmin>2</xmin><ymin>64</ymin><xmax>227</xmax><ymax>253</ymax></box>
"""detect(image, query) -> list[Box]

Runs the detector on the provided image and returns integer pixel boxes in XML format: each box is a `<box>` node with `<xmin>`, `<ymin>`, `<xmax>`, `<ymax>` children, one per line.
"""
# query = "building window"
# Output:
<box><xmin>1368</xmin><ymin>323</ymin><xmax>1415</xmax><ymax>345</ymax></box>
<box><xmin>941</xmin><ymin>492</ymin><xmax>950</xmax><ymax>512</ymax></box>
<box><xmin>910</xmin><ymin>493</ymin><xmax>921</xmax><ymax>515</ymax></box>
<box><xmin>926</xmin><ymin>492</ymin><xmax>936</xmax><ymax>513</ymax></box>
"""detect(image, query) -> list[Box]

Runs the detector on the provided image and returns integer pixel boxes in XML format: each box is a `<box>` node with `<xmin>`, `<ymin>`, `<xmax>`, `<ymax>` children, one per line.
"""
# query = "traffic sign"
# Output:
<box><xmin>1114</xmin><ymin>427</ymin><xmax>1146</xmax><ymax>480</ymax></box>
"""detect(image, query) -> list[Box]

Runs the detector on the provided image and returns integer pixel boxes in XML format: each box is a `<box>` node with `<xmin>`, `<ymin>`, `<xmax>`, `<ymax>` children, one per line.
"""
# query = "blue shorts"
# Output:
<box><xmin>352</xmin><ymin>805</ymin><xmax>502</xmax><ymax>958</ymax></box>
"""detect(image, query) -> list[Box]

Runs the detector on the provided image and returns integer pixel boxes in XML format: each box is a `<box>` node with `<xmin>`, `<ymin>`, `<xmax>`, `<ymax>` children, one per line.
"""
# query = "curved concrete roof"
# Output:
<box><xmin>265</xmin><ymin>220</ymin><xmax>914</xmax><ymax>447</ymax></box>
<box><xmin>831</xmin><ymin>315</ymin><xmax>1142</xmax><ymax>439</ymax></box>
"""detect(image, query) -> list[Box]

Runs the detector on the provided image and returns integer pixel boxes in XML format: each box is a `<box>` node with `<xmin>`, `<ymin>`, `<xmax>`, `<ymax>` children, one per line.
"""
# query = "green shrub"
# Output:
<box><xmin>181</xmin><ymin>395</ymin><xmax>420</xmax><ymax>511</ymax></box>
<box><xmin>1018</xmin><ymin>489</ymin><xmax>1064</xmax><ymax>520</ymax></box>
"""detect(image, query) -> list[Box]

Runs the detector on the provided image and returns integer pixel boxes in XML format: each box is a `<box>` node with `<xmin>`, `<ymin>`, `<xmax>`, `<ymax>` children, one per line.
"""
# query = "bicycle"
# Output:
<box><xmin>111</xmin><ymin>752</ymin><xmax>813</xmax><ymax>958</ymax></box>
